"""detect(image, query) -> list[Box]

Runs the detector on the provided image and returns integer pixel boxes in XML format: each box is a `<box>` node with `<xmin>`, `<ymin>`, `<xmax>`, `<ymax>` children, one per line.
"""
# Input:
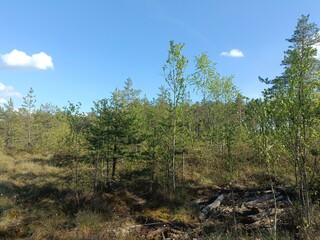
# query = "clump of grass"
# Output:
<box><xmin>76</xmin><ymin>210</ymin><xmax>105</xmax><ymax>230</ymax></box>
<box><xmin>0</xmin><ymin>152</ymin><xmax>15</xmax><ymax>174</ymax></box>
<box><xmin>143</xmin><ymin>207</ymin><xmax>171</xmax><ymax>222</ymax></box>
<box><xmin>0</xmin><ymin>196</ymin><xmax>15</xmax><ymax>213</ymax></box>
<box><xmin>0</xmin><ymin>151</ymin><xmax>14</xmax><ymax>161</ymax></box>
<box><xmin>29</xmin><ymin>211</ymin><xmax>69</xmax><ymax>240</ymax></box>
<box><xmin>0</xmin><ymin>207</ymin><xmax>28</xmax><ymax>238</ymax></box>
<box><xmin>0</xmin><ymin>162</ymin><xmax>9</xmax><ymax>174</ymax></box>
<box><xmin>172</xmin><ymin>206</ymin><xmax>198</xmax><ymax>223</ymax></box>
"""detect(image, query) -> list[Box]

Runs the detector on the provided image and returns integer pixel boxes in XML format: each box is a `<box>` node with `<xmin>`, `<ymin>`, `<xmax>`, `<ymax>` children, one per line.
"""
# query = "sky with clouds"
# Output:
<box><xmin>1</xmin><ymin>0</ymin><xmax>320</xmax><ymax>111</ymax></box>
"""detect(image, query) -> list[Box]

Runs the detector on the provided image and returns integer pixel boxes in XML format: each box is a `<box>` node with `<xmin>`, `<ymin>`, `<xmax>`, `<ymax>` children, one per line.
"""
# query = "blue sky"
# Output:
<box><xmin>1</xmin><ymin>0</ymin><xmax>320</xmax><ymax>111</ymax></box>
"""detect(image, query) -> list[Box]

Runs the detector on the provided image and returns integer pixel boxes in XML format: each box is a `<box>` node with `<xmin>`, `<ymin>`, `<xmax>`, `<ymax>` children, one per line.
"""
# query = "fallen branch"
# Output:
<box><xmin>201</xmin><ymin>194</ymin><xmax>225</xmax><ymax>215</ymax></box>
<box><xmin>146</xmin><ymin>227</ymin><xmax>169</xmax><ymax>239</ymax></box>
<box><xmin>247</xmin><ymin>208</ymin><xmax>273</xmax><ymax>222</ymax></box>
<box><xmin>245</xmin><ymin>192</ymin><xmax>280</xmax><ymax>208</ymax></box>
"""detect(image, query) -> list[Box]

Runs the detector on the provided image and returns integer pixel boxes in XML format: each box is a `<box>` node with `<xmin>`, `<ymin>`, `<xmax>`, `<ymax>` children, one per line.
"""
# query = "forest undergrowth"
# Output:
<box><xmin>0</xmin><ymin>152</ymin><xmax>309</xmax><ymax>240</ymax></box>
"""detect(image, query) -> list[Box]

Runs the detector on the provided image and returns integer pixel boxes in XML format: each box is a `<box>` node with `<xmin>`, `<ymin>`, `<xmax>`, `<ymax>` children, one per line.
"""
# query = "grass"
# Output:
<box><xmin>0</xmin><ymin>153</ymin><xmax>71</xmax><ymax>239</ymax></box>
<box><xmin>76</xmin><ymin>210</ymin><xmax>105</xmax><ymax>229</ymax></box>
<box><xmin>0</xmin><ymin>196</ymin><xmax>15</xmax><ymax>213</ymax></box>
<box><xmin>0</xmin><ymin>152</ymin><xmax>144</xmax><ymax>239</ymax></box>
<box><xmin>0</xmin><ymin>206</ymin><xmax>28</xmax><ymax>238</ymax></box>
<box><xmin>203</xmin><ymin>231</ymin><xmax>294</xmax><ymax>240</ymax></box>
<box><xmin>0</xmin><ymin>151</ymin><xmax>306</xmax><ymax>239</ymax></box>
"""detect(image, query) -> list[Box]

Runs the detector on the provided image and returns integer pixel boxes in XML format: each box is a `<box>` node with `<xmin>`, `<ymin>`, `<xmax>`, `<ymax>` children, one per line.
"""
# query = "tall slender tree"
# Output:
<box><xmin>21</xmin><ymin>87</ymin><xmax>36</xmax><ymax>149</ymax></box>
<box><xmin>63</xmin><ymin>102</ymin><xmax>85</xmax><ymax>203</ymax></box>
<box><xmin>163</xmin><ymin>41</ymin><xmax>188</xmax><ymax>190</ymax></box>
<box><xmin>262</xmin><ymin>15</ymin><xmax>320</xmax><ymax>232</ymax></box>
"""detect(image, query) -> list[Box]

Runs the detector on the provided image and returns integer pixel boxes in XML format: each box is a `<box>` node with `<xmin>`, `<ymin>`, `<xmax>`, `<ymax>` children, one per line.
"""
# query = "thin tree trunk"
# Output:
<box><xmin>231</xmin><ymin>190</ymin><xmax>237</xmax><ymax>226</ymax></box>
<box><xmin>112</xmin><ymin>157</ymin><xmax>117</xmax><ymax>180</ymax></box>
<box><xmin>106</xmin><ymin>157</ymin><xmax>110</xmax><ymax>183</ymax></box>
<box><xmin>112</xmin><ymin>144</ymin><xmax>117</xmax><ymax>180</ymax></box>
<box><xmin>100</xmin><ymin>154</ymin><xmax>104</xmax><ymax>191</ymax></box>
<box><xmin>166</xmin><ymin>149</ymin><xmax>170</xmax><ymax>192</ymax></box>
<box><xmin>182</xmin><ymin>151</ymin><xmax>185</xmax><ymax>180</ymax></box>
<box><xmin>268</xmin><ymin>166</ymin><xmax>277</xmax><ymax>240</ymax></box>
<box><xmin>302</xmin><ymin>160</ymin><xmax>311</xmax><ymax>226</ymax></box>
<box><xmin>302</xmin><ymin>115</ymin><xmax>311</xmax><ymax>226</ymax></box>
<box><xmin>75</xmin><ymin>142</ymin><xmax>79</xmax><ymax>205</ymax></box>
<box><xmin>106</xmin><ymin>143</ymin><xmax>110</xmax><ymax>183</ymax></box>
<box><xmin>94</xmin><ymin>154</ymin><xmax>98</xmax><ymax>190</ymax></box>
<box><xmin>172</xmin><ymin>117</ymin><xmax>176</xmax><ymax>191</ymax></box>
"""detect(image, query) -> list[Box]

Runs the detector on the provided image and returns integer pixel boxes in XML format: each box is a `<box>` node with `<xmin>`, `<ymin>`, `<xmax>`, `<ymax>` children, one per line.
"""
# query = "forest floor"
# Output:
<box><xmin>0</xmin><ymin>153</ymin><xmax>309</xmax><ymax>239</ymax></box>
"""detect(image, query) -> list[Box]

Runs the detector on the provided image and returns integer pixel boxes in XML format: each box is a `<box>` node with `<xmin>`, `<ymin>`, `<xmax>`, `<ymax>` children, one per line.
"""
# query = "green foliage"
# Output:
<box><xmin>192</xmin><ymin>52</ymin><xmax>238</xmax><ymax>103</ymax></box>
<box><xmin>163</xmin><ymin>41</ymin><xmax>189</xmax><ymax>190</ymax></box>
<box><xmin>163</xmin><ymin>40</ymin><xmax>188</xmax><ymax>108</ymax></box>
<box><xmin>63</xmin><ymin>102</ymin><xmax>86</xmax><ymax>153</ymax></box>
<box><xmin>21</xmin><ymin>87</ymin><xmax>37</xmax><ymax>150</ymax></box>
<box><xmin>261</xmin><ymin>14</ymin><xmax>320</xmax><ymax>232</ymax></box>
<box><xmin>86</xmin><ymin>79</ymin><xmax>142</xmax><ymax>186</ymax></box>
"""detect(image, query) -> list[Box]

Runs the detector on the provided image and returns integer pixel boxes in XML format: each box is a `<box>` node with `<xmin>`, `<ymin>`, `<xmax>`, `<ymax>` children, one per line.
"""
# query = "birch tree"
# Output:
<box><xmin>163</xmin><ymin>41</ymin><xmax>188</xmax><ymax>190</ymax></box>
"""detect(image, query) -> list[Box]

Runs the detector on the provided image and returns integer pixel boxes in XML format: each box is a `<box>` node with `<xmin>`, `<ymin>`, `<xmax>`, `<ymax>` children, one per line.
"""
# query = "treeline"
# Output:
<box><xmin>0</xmin><ymin>88</ymin><xmax>66</xmax><ymax>154</ymax></box>
<box><xmin>1</xmin><ymin>15</ymin><xmax>320</xmax><ymax>236</ymax></box>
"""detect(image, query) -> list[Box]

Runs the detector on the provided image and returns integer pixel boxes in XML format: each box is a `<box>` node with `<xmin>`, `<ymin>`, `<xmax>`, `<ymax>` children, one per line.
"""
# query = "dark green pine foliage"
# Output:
<box><xmin>87</xmin><ymin>79</ymin><xmax>141</xmax><ymax>187</ymax></box>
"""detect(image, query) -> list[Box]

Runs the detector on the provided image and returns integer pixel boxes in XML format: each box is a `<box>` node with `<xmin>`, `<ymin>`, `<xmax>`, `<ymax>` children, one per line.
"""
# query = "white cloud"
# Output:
<box><xmin>1</xmin><ymin>49</ymin><xmax>54</xmax><ymax>70</ymax></box>
<box><xmin>0</xmin><ymin>82</ymin><xmax>22</xmax><ymax>99</ymax></box>
<box><xmin>221</xmin><ymin>49</ymin><xmax>244</xmax><ymax>58</ymax></box>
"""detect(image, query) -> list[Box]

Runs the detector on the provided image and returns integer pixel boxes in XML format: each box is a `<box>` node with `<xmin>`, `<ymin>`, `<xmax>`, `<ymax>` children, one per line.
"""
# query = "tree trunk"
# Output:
<box><xmin>106</xmin><ymin>157</ymin><xmax>110</xmax><ymax>182</ymax></box>
<box><xmin>112</xmin><ymin>144</ymin><xmax>118</xmax><ymax>180</ymax></box>
<box><xmin>112</xmin><ymin>157</ymin><xmax>117</xmax><ymax>180</ymax></box>
<box><xmin>172</xmin><ymin>117</ymin><xmax>176</xmax><ymax>191</ymax></box>
<box><xmin>201</xmin><ymin>194</ymin><xmax>225</xmax><ymax>215</ymax></box>
<box><xmin>182</xmin><ymin>151</ymin><xmax>185</xmax><ymax>180</ymax></box>
<box><xmin>94</xmin><ymin>154</ymin><xmax>98</xmax><ymax>190</ymax></box>
<box><xmin>74</xmin><ymin>143</ymin><xmax>79</xmax><ymax>205</ymax></box>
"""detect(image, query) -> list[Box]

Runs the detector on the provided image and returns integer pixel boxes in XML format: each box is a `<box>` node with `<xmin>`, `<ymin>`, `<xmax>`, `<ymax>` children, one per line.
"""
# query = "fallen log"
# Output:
<box><xmin>245</xmin><ymin>192</ymin><xmax>280</xmax><ymax>208</ymax></box>
<box><xmin>247</xmin><ymin>208</ymin><xmax>273</xmax><ymax>222</ymax></box>
<box><xmin>217</xmin><ymin>186</ymin><xmax>295</xmax><ymax>197</ymax></box>
<box><xmin>237</xmin><ymin>206</ymin><xmax>260</xmax><ymax>216</ymax></box>
<box><xmin>201</xmin><ymin>194</ymin><xmax>225</xmax><ymax>215</ymax></box>
<box><xmin>192</xmin><ymin>186</ymin><xmax>294</xmax><ymax>231</ymax></box>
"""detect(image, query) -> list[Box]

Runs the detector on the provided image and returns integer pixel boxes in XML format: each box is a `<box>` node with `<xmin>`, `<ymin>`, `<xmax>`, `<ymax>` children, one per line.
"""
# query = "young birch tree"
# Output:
<box><xmin>163</xmin><ymin>41</ymin><xmax>188</xmax><ymax>191</ymax></box>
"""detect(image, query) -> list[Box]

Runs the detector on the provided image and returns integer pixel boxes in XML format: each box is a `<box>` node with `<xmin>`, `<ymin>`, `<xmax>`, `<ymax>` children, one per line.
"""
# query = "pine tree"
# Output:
<box><xmin>262</xmin><ymin>15</ymin><xmax>320</xmax><ymax>231</ymax></box>
<box><xmin>21</xmin><ymin>87</ymin><xmax>36</xmax><ymax>149</ymax></box>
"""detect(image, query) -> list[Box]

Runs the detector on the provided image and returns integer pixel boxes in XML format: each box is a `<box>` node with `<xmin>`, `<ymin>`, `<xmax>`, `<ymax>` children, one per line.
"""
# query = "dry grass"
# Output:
<box><xmin>76</xmin><ymin>210</ymin><xmax>105</xmax><ymax>229</ymax></box>
<box><xmin>0</xmin><ymin>207</ymin><xmax>28</xmax><ymax>238</ymax></box>
<box><xmin>0</xmin><ymin>152</ymin><xmax>144</xmax><ymax>239</ymax></box>
<box><xmin>0</xmin><ymin>152</ymin><xmax>69</xmax><ymax>239</ymax></box>
<box><xmin>0</xmin><ymin>196</ymin><xmax>15</xmax><ymax>213</ymax></box>
<box><xmin>0</xmin><ymin>151</ymin><xmax>309</xmax><ymax>239</ymax></box>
